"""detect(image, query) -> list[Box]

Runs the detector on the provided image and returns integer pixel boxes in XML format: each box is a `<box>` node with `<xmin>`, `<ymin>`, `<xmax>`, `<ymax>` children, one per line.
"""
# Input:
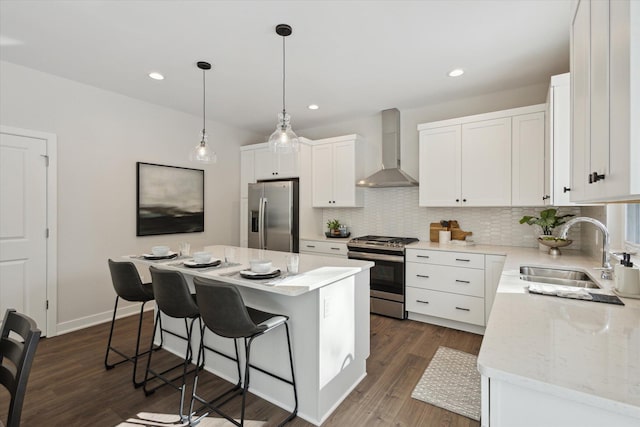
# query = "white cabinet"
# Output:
<box><xmin>418</xmin><ymin>105</ymin><xmax>544</xmax><ymax>207</ymax></box>
<box><xmin>547</xmin><ymin>73</ymin><xmax>574</xmax><ymax>206</ymax></box>
<box><xmin>253</xmin><ymin>146</ymin><xmax>298</xmax><ymax>181</ymax></box>
<box><xmin>406</xmin><ymin>248</ymin><xmax>505</xmax><ymax>333</ymax></box>
<box><xmin>512</xmin><ymin>112</ymin><xmax>545</xmax><ymax>206</ymax></box>
<box><xmin>570</xmin><ymin>0</ymin><xmax>640</xmax><ymax>203</ymax></box>
<box><xmin>299</xmin><ymin>239</ymin><xmax>348</xmax><ymax>258</ymax></box>
<box><xmin>311</xmin><ymin>134</ymin><xmax>364</xmax><ymax>208</ymax></box>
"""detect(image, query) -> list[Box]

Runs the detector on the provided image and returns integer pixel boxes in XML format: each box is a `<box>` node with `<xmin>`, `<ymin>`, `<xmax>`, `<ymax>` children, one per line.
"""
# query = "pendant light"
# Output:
<box><xmin>268</xmin><ymin>24</ymin><xmax>299</xmax><ymax>154</ymax></box>
<box><xmin>189</xmin><ymin>61</ymin><xmax>217</xmax><ymax>164</ymax></box>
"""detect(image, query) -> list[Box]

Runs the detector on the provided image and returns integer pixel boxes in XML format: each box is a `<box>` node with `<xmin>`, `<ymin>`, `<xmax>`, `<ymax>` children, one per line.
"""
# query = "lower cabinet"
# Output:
<box><xmin>299</xmin><ymin>239</ymin><xmax>348</xmax><ymax>258</ymax></box>
<box><xmin>405</xmin><ymin>248</ymin><xmax>505</xmax><ymax>334</ymax></box>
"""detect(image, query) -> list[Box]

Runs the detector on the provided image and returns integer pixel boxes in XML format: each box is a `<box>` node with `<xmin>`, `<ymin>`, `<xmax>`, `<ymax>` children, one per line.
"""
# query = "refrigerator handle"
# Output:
<box><xmin>259</xmin><ymin>197</ymin><xmax>267</xmax><ymax>249</ymax></box>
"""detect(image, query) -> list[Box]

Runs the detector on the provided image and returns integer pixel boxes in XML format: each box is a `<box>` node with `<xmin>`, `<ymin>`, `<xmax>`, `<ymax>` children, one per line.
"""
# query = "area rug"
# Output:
<box><xmin>115</xmin><ymin>412</ymin><xmax>266</xmax><ymax>426</ymax></box>
<box><xmin>411</xmin><ymin>346</ymin><xmax>481</xmax><ymax>421</ymax></box>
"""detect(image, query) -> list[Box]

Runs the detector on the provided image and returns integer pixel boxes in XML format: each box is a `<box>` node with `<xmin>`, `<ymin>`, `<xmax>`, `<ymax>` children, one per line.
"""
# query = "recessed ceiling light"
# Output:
<box><xmin>148</xmin><ymin>72</ymin><xmax>164</xmax><ymax>80</ymax></box>
<box><xmin>308</xmin><ymin>104</ymin><xmax>319</xmax><ymax>110</ymax></box>
<box><xmin>448</xmin><ymin>68</ymin><xmax>464</xmax><ymax>77</ymax></box>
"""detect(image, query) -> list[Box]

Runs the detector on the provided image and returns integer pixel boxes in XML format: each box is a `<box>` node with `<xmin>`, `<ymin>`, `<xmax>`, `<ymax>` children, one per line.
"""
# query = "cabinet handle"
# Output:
<box><xmin>542</xmin><ymin>195</ymin><xmax>550</xmax><ymax>200</ymax></box>
<box><xmin>563</xmin><ymin>186</ymin><xmax>571</xmax><ymax>193</ymax></box>
<box><xmin>455</xmin><ymin>258</ymin><xmax>471</xmax><ymax>262</ymax></box>
<box><xmin>416</xmin><ymin>255</ymin><xmax>430</xmax><ymax>259</ymax></box>
<box><xmin>306</xmin><ymin>245</ymin><xmax>316</xmax><ymax>248</ymax></box>
<box><xmin>416</xmin><ymin>300</ymin><xmax>430</xmax><ymax>304</ymax></box>
<box><xmin>455</xmin><ymin>307</ymin><xmax>470</xmax><ymax>311</ymax></box>
<box><xmin>455</xmin><ymin>279</ymin><xmax>470</xmax><ymax>284</ymax></box>
<box><xmin>589</xmin><ymin>171</ymin><xmax>605</xmax><ymax>183</ymax></box>
<box><xmin>330</xmin><ymin>247</ymin><xmax>340</xmax><ymax>250</ymax></box>
<box><xmin>463</xmin><ymin>198</ymin><xmax>467</xmax><ymax>202</ymax></box>
<box><xmin>455</xmin><ymin>199</ymin><xmax>460</xmax><ymax>202</ymax></box>
<box><xmin>416</xmin><ymin>274</ymin><xmax>430</xmax><ymax>279</ymax></box>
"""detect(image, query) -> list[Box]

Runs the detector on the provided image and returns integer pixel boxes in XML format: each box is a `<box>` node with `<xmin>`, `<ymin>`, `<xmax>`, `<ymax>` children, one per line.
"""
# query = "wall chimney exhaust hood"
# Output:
<box><xmin>357</xmin><ymin>108</ymin><xmax>418</xmax><ymax>188</ymax></box>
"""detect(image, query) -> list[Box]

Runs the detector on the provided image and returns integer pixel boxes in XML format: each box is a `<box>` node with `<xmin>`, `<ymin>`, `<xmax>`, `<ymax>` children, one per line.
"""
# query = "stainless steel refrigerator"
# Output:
<box><xmin>248</xmin><ymin>180</ymin><xmax>299</xmax><ymax>252</ymax></box>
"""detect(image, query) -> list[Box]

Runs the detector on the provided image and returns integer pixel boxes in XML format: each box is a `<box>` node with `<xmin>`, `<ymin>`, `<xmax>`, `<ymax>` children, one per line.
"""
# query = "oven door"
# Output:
<box><xmin>347</xmin><ymin>251</ymin><xmax>405</xmax><ymax>301</ymax></box>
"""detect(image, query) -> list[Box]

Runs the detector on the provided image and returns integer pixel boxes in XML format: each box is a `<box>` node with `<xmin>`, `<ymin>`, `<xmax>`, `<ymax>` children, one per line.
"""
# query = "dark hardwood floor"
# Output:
<box><xmin>0</xmin><ymin>311</ymin><xmax>482</xmax><ymax>426</ymax></box>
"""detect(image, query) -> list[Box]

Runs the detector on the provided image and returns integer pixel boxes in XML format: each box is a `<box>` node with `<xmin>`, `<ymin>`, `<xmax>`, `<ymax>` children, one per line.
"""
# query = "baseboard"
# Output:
<box><xmin>55</xmin><ymin>302</ymin><xmax>155</xmax><ymax>336</ymax></box>
<box><xmin>407</xmin><ymin>312</ymin><xmax>486</xmax><ymax>335</ymax></box>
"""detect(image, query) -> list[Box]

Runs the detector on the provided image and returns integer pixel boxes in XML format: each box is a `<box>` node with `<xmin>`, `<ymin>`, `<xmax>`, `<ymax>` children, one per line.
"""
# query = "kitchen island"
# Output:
<box><xmin>129</xmin><ymin>245</ymin><xmax>373</xmax><ymax>426</ymax></box>
<box><xmin>477</xmin><ymin>248</ymin><xmax>640</xmax><ymax>426</ymax></box>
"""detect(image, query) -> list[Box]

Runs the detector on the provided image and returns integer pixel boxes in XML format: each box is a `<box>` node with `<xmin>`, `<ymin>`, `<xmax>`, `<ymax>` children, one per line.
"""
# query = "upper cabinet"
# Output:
<box><xmin>253</xmin><ymin>146</ymin><xmax>299</xmax><ymax>181</ymax></box>
<box><xmin>570</xmin><ymin>0</ymin><xmax>640</xmax><ymax>202</ymax></box>
<box><xmin>311</xmin><ymin>134</ymin><xmax>364</xmax><ymax>208</ymax></box>
<box><xmin>547</xmin><ymin>73</ymin><xmax>574</xmax><ymax>206</ymax></box>
<box><xmin>418</xmin><ymin>105</ymin><xmax>545</xmax><ymax>207</ymax></box>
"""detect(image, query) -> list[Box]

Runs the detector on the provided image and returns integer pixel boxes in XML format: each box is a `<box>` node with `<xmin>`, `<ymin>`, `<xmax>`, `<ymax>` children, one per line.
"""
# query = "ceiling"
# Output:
<box><xmin>0</xmin><ymin>0</ymin><xmax>571</xmax><ymax>137</ymax></box>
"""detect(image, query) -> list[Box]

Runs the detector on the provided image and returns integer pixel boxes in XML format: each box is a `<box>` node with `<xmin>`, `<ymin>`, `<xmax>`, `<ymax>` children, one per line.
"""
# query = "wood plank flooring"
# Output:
<box><xmin>0</xmin><ymin>311</ymin><xmax>482</xmax><ymax>426</ymax></box>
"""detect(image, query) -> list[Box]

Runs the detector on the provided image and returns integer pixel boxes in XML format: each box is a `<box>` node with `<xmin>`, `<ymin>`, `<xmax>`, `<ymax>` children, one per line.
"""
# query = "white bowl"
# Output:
<box><xmin>250</xmin><ymin>259</ymin><xmax>272</xmax><ymax>273</ymax></box>
<box><xmin>193</xmin><ymin>251</ymin><xmax>212</xmax><ymax>264</ymax></box>
<box><xmin>151</xmin><ymin>245</ymin><xmax>170</xmax><ymax>256</ymax></box>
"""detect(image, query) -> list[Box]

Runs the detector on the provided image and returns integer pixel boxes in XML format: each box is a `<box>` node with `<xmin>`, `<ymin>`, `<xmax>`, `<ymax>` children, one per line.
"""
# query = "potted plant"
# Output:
<box><xmin>519</xmin><ymin>208</ymin><xmax>574</xmax><ymax>236</ymax></box>
<box><xmin>326</xmin><ymin>219</ymin><xmax>342</xmax><ymax>237</ymax></box>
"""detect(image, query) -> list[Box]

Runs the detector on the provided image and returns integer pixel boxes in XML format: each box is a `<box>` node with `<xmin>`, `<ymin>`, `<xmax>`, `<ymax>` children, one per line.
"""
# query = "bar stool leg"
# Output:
<box><xmin>104</xmin><ymin>296</ymin><xmax>121</xmax><ymax>370</ymax></box>
<box><xmin>280</xmin><ymin>322</ymin><xmax>298</xmax><ymax>426</ymax></box>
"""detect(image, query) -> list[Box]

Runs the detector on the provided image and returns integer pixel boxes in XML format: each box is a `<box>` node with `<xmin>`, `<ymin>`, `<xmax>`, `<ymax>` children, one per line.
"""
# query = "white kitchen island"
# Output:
<box><xmin>129</xmin><ymin>245</ymin><xmax>373</xmax><ymax>426</ymax></box>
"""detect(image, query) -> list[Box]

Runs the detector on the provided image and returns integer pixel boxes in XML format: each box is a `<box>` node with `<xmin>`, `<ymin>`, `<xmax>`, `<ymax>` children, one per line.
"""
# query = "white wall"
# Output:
<box><xmin>0</xmin><ymin>61</ymin><xmax>261</xmax><ymax>332</ymax></box>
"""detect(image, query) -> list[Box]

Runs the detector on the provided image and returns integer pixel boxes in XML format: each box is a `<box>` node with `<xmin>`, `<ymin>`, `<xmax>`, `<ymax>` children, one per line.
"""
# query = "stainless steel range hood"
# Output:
<box><xmin>357</xmin><ymin>108</ymin><xmax>418</xmax><ymax>188</ymax></box>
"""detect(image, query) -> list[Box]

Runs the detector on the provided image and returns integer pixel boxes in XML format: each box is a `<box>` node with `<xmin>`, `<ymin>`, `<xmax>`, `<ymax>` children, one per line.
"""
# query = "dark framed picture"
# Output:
<box><xmin>136</xmin><ymin>162</ymin><xmax>204</xmax><ymax>236</ymax></box>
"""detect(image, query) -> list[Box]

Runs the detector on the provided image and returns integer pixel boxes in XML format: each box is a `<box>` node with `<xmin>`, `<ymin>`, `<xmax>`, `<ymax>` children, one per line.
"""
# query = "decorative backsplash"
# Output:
<box><xmin>322</xmin><ymin>187</ymin><xmax>588</xmax><ymax>249</ymax></box>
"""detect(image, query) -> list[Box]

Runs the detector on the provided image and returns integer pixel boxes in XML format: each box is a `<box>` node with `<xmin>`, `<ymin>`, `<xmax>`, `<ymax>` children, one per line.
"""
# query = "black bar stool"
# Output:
<box><xmin>143</xmin><ymin>266</ymin><xmax>203</xmax><ymax>421</ymax></box>
<box><xmin>105</xmin><ymin>259</ymin><xmax>162</xmax><ymax>387</ymax></box>
<box><xmin>191</xmin><ymin>277</ymin><xmax>298</xmax><ymax>427</ymax></box>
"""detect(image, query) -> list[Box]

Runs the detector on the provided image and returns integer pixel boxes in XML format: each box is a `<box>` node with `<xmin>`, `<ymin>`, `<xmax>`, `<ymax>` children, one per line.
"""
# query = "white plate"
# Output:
<box><xmin>184</xmin><ymin>259</ymin><xmax>221</xmax><ymax>268</ymax></box>
<box><xmin>142</xmin><ymin>251</ymin><xmax>178</xmax><ymax>259</ymax></box>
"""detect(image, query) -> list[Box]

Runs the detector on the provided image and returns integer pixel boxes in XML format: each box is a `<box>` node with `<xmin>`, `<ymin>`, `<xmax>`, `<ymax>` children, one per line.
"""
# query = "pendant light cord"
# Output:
<box><xmin>282</xmin><ymin>35</ymin><xmax>286</xmax><ymax>115</ymax></box>
<box><xmin>202</xmin><ymin>68</ymin><xmax>206</xmax><ymax>134</ymax></box>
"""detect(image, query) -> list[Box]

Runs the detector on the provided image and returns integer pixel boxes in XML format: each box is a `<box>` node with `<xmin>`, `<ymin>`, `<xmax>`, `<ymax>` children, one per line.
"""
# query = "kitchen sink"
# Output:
<box><xmin>519</xmin><ymin>266</ymin><xmax>600</xmax><ymax>289</ymax></box>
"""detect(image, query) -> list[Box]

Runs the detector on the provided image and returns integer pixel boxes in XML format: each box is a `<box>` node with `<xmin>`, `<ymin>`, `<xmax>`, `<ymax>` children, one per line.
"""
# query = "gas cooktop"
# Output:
<box><xmin>348</xmin><ymin>235</ymin><xmax>419</xmax><ymax>249</ymax></box>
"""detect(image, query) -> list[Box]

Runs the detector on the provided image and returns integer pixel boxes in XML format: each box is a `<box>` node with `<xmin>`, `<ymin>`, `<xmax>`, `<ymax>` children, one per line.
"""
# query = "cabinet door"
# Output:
<box><xmin>512</xmin><ymin>112</ymin><xmax>545</xmax><ymax>206</ymax></box>
<box><xmin>253</xmin><ymin>148</ymin><xmax>276</xmax><ymax>180</ymax></box>
<box><xmin>570</xmin><ymin>0</ymin><xmax>590</xmax><ymax>203</ymax></box>
<box><xmin>312</xmin><ymin>144</ymin><xmax>334</xmax><ymax>207</ymax></box>
<box><xmin>418</xmin><ymin>125</ymin><xmax>461</xmax><ymax>207</ymax></box>
<box><xmin>275</xmin><ymin>150</ymin><xmax>298</xmax><ymax>178</ymax></box>
<box><xmin>552</xmin><ymin>82</ymin><xmax>574</xmax><ymax>206</ymax></box>
<box><xmin>332</xmin><ymin>140</ymin><xmax>357</xmax><ymax>206</ymax></box>
<box><xmin>461</xmin><ymin>118</ymin><xmax>512</xmax><ymax>206</ymax></box>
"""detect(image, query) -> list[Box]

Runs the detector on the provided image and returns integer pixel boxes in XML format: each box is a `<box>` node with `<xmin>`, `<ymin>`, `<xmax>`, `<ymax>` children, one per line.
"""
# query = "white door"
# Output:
<box><xmin>0</xmin><ymin>132</ymin><xmax>48</xmax><ymax>332</ymax></box>
<box><xmin>418</xmin><ymin>125</ymin><xmax>462</xmax><ymax>207</ymax></box>
<box><xmin>511</xmin><ymin>112</ymin><xmax>545</xmax><ymax>206</ymax></box>
<box><xmin>332</xmin><ymin>140</ymin><xmax>356</xmax><ymax>206</ymax></box>
<box><xmin>311</xmin><ymin>144</ymin><xmax>334</xmax><ymax>207</ymax></box>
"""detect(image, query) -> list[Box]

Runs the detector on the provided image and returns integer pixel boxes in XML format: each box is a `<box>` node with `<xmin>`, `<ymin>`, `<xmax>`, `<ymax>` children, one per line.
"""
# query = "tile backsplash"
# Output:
<box><xmin>322</xmin><ymin>187</ymin><xmax>588</xmax><ymax>249</ymax></box>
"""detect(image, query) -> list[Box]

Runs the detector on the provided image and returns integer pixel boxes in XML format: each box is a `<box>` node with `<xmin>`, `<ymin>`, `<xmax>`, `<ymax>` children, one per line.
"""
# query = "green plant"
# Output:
<box><xmin>519</xmin><ymin>208</ymin><xmax>574</xmax><ymax>235</ymax></box>
<box><xmin>326</xmin><ymin>219</ymin><xmax>341</xmax><ymax>231</ymax></box>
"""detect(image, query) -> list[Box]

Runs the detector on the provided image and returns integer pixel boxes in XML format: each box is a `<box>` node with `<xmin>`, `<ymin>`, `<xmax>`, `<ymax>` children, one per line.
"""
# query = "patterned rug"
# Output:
<box><xmin>411</xmin><ymin>346</ymin><xmax>481</xmax><ymax>421</ymax></box>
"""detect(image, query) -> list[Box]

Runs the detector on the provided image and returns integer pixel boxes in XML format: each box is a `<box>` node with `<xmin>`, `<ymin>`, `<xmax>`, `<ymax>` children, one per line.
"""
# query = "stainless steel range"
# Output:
<box><xmin>347</xmin><ymin>235</ymin><xmax>418</xmax><ymax>319</ymax></box>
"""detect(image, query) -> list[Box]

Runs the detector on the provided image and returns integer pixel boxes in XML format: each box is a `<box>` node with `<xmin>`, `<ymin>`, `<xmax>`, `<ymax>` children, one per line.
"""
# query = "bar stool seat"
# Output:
<box><xmin>191</xmin><ymin>277</ymin><xmax>298</xmax><ymax>427</ymax></box>
<box><xmin>105</xmin><ymin>259</ymin><xmax>162</xmax><ymax>388</ymax></box>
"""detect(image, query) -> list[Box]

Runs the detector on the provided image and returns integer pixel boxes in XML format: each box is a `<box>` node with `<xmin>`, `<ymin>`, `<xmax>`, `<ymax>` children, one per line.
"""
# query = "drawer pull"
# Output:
<box><xmin>455</xmin><ymin>306</ymin><xmax>470</xmax><ymax>312</ymax></box>
<box><xmin>416</xmin><ymin>255</ymin><xmax>430</xmax><ymax>259</ymax></box>
<box><xmin>306</xmin><ymin>245</ymin><xmax>316</xmax><ymax>248</ymax></box>
<box><xmin>455</xmin><ymin>258</ymin><xmax>471</xmax><ymax>262</ymax></box>
<box><xmin>416</xmin><ymin>300</ymin><xmax>430</xmax><ymax>304</ymax></box>
<box><xmin>416</xmin><ymin>274</ymin><xmax>430</xmax><ymax>279</ymax></box>
<box><xmin>455</xmin><ymin>279</ymin><xmax>470</xmax><ymax>284</ymax></box>
<box><xmin>330</xmin><ymin>247</ymin><xmax>340</xmax><ymax>250</ymax></box>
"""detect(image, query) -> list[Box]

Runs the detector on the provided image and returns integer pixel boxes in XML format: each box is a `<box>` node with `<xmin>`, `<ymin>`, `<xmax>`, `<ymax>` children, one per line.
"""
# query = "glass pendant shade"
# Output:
<box><xmin>189</xmin><ymin>129</ymin><xmax>216</xmax><ymax>163</ymax></box>
<box><xmin>191</xmin><ymin>61</ymin><xmax>216</xmax><ymax>164</ymax></box>
<box><xmin>268</xmin><ymin>112</ymin><xmax>299</xmax><ymax>154</ymax></box>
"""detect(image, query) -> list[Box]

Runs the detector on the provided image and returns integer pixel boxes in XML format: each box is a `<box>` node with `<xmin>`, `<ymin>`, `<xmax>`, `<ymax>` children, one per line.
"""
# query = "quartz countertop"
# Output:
<box><xmin>474</xmin><ymin>245</ymin><xmax>640</xmax><ymax>419</ymax></box>
<box><xmin>300</xmin><ymin>234</ymin><xmax>352</xmax><ymax>243</ymax></box>
<box><xmin>128</xmin><ymin>245</ymin><xmax>373</xmax><ymax>297</ymax></box>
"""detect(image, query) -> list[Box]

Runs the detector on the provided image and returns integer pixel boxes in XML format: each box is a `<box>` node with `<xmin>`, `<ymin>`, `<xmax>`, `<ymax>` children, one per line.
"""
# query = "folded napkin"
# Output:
<box><xmin>527</xmin><ymin>283</ymin><xmax>593</xmax><ymax>301</ymax></box>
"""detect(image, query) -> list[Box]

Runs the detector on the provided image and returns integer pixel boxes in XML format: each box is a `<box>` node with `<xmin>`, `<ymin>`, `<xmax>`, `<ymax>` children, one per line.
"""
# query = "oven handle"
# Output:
<box><xmin>348</xmin><ymin>251</ymin><xmax>404</xmax><ymax>263</ymax></box>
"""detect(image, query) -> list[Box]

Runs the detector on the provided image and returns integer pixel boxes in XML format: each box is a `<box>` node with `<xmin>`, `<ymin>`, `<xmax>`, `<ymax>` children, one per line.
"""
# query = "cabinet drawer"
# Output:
<box><xmin>299</xmin><ymin>240</ymin><xmax>348</xmax><ymax>257</ymax></box>
<box><xmin>406</xmin><ymin>249</ymin><xmax>484</xmax><ymax>269</ymax></box>
<box><xmin>406</xmin><ymin>263</ymin><xmax>484</xmax><ymax>297</ymax></box>
<box><xmin>406</xmin><ymin>287</ymin><xmax>485</xmax><ymax>326</ymax></box>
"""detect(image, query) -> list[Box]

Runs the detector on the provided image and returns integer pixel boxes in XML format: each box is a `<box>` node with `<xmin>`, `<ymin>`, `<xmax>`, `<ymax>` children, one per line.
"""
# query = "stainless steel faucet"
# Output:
<box><xmin>558</xmin><ymin>217</ymin><xmax>613</xmax><ymax>279</ymax></box>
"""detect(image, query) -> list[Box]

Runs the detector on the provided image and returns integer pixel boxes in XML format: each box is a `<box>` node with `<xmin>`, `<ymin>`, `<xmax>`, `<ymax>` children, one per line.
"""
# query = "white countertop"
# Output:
<box><xmin>300</xmin><ymin>234</ymin><xmax>352</xmax><ymax>243</ymax></box>
<box><xmin>474</xmin><ymin>245</ymin><xmax>640</xmax><ymax>419</ymax></box>
<box><xmin>127</xmin><ymin>245</ymin><xmax>373</xmax><ymax>297</ymax></box>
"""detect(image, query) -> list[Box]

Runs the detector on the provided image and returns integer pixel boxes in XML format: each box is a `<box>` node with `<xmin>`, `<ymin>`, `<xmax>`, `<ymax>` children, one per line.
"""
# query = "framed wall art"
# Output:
<box><xmin>136</xmin><ymin>162</ymin><xmax>204</xmax><ymax>236</ymax></box>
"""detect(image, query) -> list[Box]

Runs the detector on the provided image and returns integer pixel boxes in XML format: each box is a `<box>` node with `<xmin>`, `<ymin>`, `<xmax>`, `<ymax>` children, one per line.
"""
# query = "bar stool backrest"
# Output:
<box><xmin>149</xmin><ymin>266</ymin><xmax>199</xmax><ymax>319</ymax></box>
<box><xmin>193</xmin><ymin>277</ymin><xmax>266</xmax><ymax>339</ymax></box>
<box><xmin>108</xmin><ymin>259</ymin><xmax>154</xmax><ymax>302</ymax></box>
<box><xmin>0</xmin><ymin>309</ymin><xmax>41</xmax><ymax>427</ymax></box>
